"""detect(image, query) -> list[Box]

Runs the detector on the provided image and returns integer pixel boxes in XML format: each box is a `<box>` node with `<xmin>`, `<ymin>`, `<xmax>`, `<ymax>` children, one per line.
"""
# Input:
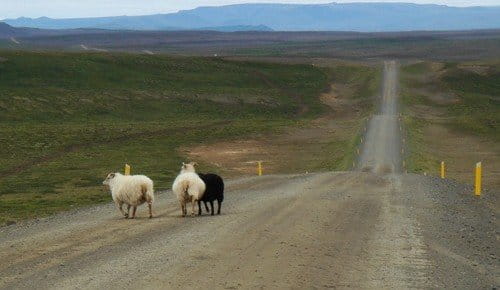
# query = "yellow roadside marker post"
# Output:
<box><xmin>257</xmin><ymin>161</ymin><xmax>263</xmax><ymax>176</ymax></box>
<box><xmin>475</xmin><ymin>162</ymin><xmax>482</xmax><ymax>196</ymax></box>
<box><xmin>440</xmin><ymin>161</ymin><xmax>445</xmax><ymax>179</ymax></box>
<box><xmin>125</xmin><ymin>164</ymin><xmax>131</xmax><ymax>176</ymax></box>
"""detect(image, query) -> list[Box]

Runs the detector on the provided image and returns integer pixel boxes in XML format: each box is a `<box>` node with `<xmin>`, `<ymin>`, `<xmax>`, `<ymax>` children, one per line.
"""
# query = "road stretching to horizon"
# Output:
<box><xmin>0</xmin><ymin>61</ymin><xmax>497</xmax><ymax>289</ymax></box>
<box><xmin>358</xmin><ymin>60</ymin><xmax>402</xmax><ymax>174</ymax></box>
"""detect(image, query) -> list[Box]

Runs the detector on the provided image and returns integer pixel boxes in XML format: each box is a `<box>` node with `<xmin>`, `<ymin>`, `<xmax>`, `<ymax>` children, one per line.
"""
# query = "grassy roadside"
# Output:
<box><xmin>325</xmin><ymin>63</ymin><xmax>380</xmax><ymax>171</ymax></box>
<box><xmin>0</xmin><ymin>51</ymin><xmax>379</xmax><ymax>224</ymax></box>
<box><xmin>182</xmin><ymin>61</ymin><xmax>381</xmax><ymax>177</ymax></box>
<box><xmin>399</xmin><ymin>62</ymin><xmax>439</xmax><ymax>173</ymax></box>
<box><xmin>0</xmin><ymin>119</ymin><xmax>292</xmax><ymax>224</ymax></box>
<box><xmin>440</xmin><ymin>63</ymin><xmax>500</xmax><ymax>139</ymax></box>
<box><xmin>401</xmin><ymin>114</ymin><xmax>441</xmax><ymax>174</ymax></box>
<box><xmin>400</xmin><ymin>61</ymin><xmax>500</xmax><ymax>183</ymax></box>
<box><xmin>225</xmin><ymin>37</ymin><xmax>500</xmax><ymax>61</ymax></box>
<box><xmin>282</xmin><ymin>62</ymin><xmax>380</xmax><ymax>173</ymax></box>
<box><xmin>0</xmin><ymin>51</ymin><xmax>326</xmax><ymax>224</ymax></box>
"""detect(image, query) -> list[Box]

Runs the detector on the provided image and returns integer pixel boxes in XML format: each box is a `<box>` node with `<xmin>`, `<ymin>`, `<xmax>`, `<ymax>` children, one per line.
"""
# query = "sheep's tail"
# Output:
<box><xmin>141</xmin><ymin>182</ymin><xmax>154</xmax><ymax>203</ymax></box>
<box><xmin>181</xmin><ymin>179</ymin><xmax>191</xmax><ymax>198</ymax></box>
<box><xmin>220</xmin><ymin>179</ymin><xmax>225</xmax><ymax>202</ymax></box>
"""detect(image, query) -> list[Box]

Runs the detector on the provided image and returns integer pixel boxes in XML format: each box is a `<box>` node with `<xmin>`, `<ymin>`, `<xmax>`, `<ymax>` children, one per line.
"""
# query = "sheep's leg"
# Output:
<box><xmin>217</xmin><ymin>199</ymin><xmax>222</xmax><ymax>215</ymax></box>
<box><xmin>210</xmin><ymin>201</ymin><xmax>215</xmax><ymax>216</ymax></box>
<box><xmin>180</xmin><ymin>202</ymin><xmax>186</xmax><ymax>217</ymax></box>
<box><xmin>118</xmin><ymin>202</ymin><xmax>128</xmax><ymax>218</ymax></box>
<box><xmin>131</xmin><ymin>206</ymin><xmax>137</xmax><ymax>219</ymax></box>
<box><xmin>126</xmin><ymin>205</ymin><xmax>131</xmax><ymax>217</ymax></box>
<box><xmin>204</xmin><ymin>201</ymin><xmax>209</xmax><ymax>212</ymax></box>
<box><xmin>148</xmin><ymin>202</ymin><xmax>153</xmax><ymax>219</ymax></box>
<box><xmin>191</xmin><ymin>200</ymin><xmax>196</xmax><ymax>216</ymax></box>
<box><xmin>198</xmin><ymin>201</ymin><xmax>202</xmax><ymax>216</ymax></box>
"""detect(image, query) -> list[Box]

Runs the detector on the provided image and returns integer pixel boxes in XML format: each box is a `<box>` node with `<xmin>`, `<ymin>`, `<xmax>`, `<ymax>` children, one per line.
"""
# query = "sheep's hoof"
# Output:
<box><xmin>124</xmin><ymin>214</ymin><xmax>129</xmax><ymax>219</ymax></box>
<box><xmin>149</xmin><ymin>215</ymin><xmax>153</xmax><ymax>219</ymax></box>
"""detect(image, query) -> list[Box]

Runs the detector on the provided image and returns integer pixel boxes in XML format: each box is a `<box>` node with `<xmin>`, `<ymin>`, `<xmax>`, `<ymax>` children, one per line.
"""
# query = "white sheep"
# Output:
<box><xmin>103</xmin><ymin>172</ymin><xmax>154</xmax><ymax>219</ymax></box>
<box><xmin>172</xmin><ymin>162</ymin><xmax>206</xmax><ymax>217</ymax></box>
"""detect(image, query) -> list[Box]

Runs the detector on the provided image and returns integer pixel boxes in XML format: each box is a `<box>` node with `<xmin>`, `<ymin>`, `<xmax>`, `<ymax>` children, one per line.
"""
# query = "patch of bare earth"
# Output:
<box><xmin>181</xmin><ymin>84</ymin><xmax>367</xmax><ymax>177</ymax></box>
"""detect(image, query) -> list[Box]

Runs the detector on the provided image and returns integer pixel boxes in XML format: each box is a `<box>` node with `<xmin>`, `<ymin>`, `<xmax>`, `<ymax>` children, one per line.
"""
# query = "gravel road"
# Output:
<box><xmin>0</xmin><ymin>61</ymin><xmax>497</xmax><ymax>289</ymax></box>
<box><xmin>358</xmin><ymin>60</ymin><xmax>402</xmax><ymax>174</ymax></box>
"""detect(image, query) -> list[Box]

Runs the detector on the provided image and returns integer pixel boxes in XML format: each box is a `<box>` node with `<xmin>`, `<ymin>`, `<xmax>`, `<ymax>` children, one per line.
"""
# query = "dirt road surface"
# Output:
<box><xmin>358</xmin><ymin>60</ymin><xmax>402</xmax><ymax>174</ymax></box>
<box><xmin>0</xmin><ymin>61</ymin><xmax>498</xmax><ymax>289</ymax></box>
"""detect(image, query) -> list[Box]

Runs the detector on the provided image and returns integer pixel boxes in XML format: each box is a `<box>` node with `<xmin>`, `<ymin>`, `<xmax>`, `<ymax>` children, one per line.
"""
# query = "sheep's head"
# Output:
<box><xmin>102</xmin><ymin>173</ymin><xmax>116</xmax><ymax>185</ymax></box>
<box><xmin>180</xmin><ymin>162</ymin><xmax>197</xmax><ymax>173</ymax></box>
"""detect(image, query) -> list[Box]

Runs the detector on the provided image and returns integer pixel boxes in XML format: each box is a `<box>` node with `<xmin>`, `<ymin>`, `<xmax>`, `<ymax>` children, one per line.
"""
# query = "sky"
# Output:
<box><xmin>2</xmin><ymin>0</ymin><xmax>500</xmax><ymax>19</ymax></box>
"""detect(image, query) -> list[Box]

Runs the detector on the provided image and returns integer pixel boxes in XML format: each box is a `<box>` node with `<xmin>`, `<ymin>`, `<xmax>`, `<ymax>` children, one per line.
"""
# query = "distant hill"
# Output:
<box><xmin>0</xmin><ymin>22</ymin><xmax>15</xmax><ymax>32</ymax></box>
<box><xmin>0</xmin><ymin>21</ymin><xmax>113</xmax><ymax>39</ymax></box>
<box><xmin>4</xmin><ymin>15</ymin><xmax>273</xmax><ymax>32</ymax></box>
<box><xmin>197</xmin><ymin>25</ymin><xmax>274</xmax><ymax>32</ymax></box>
<box><xmin>0</xmin><ymin>22</ymin><xmax>36</xmax><ymax>38</ymax></box>
<box><xmin>3</xmin><ymin>3</ymin><xmax>500</xmax><ymax>32</ymax></box>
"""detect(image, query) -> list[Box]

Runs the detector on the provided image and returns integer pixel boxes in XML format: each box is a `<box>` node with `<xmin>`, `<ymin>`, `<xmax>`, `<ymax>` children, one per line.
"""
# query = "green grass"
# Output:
<box><xmin>327</xmin><ymin>63</ymin><xmax>381</xmax><ymax>102</ymax></box>
<box><xmin>440</xmin><ymin>63</ymin><xmax>500</xmax><ymax>139</ymax></box>
<box><xmin>0</xmin><ymin>119</ymin><xmax>290</xmax><ymax>223</ymax></box>
<box><xmin>0</xmin><ymin>51</ymin><xmax>330</xmax><ymax>122</ymax></box>
<box><xmin>0</xmin><ymin>51</ymin><xmax>379</xmax><ymax>225</ymax></box>
<box><xmin>401</xmin><ymin>116</ymin><xmax>440</xmax><ymax>174</ymax></box>
<box><xmin>293</xmin><ymin>63</ymin><xmax>380</xmax><ymax>172</ymax></box>
<box><xmin>325</xmin><ymin>63</ymin><xmax>381</xmax><ymax>171</ymax></box>
<box><xmin>226</xmin><ymin>37</ymin><xmax>500</xmax><ymax>60</ymax></box>
<box><xmin>401</xmin><ymin>61</ymin><xmax>500</xmax><ymax>173</ymax></box>
<box><xmin>0</xmin><ymin>51</ymin><xmax>327</xmax><ymax>224</ymax></box>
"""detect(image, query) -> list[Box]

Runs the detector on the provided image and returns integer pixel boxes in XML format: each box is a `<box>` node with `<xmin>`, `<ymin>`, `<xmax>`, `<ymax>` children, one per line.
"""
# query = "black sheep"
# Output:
<box><xmin>197</xmin><ymin>173</ymin><xmax>224</xmax><ymax>215</ymax></box>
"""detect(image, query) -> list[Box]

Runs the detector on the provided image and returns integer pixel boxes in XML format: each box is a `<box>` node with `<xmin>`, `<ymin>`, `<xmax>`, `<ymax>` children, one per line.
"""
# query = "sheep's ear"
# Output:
<box><xmin>192</xmin><ymin>162</ymin><xmax>198</xmax><ymax>167</ymax></box>
<box><xmin>109</xmin><ymin>173</ymin><xmax>115</xmax><ymax>178</ymax></box>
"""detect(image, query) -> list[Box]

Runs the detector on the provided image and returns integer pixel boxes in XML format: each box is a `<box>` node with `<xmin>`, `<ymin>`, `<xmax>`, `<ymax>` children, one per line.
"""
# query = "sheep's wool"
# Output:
<box><xmin>107</xmin><ymin>173</ymin><xmax>154</xmax><ymax>206</ymax></box>
<box><xmin>173</xmin><ymin>172</ymin><xmax>206</xmax><ymax>202</ymax></box>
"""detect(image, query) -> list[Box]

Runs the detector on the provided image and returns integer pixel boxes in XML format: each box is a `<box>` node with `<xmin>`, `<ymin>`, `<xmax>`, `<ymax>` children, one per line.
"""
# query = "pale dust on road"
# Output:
<box><xmin>0</xmin><ymin>61</ymin><xmax>497</xmax><ymax>289</ymax></box>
